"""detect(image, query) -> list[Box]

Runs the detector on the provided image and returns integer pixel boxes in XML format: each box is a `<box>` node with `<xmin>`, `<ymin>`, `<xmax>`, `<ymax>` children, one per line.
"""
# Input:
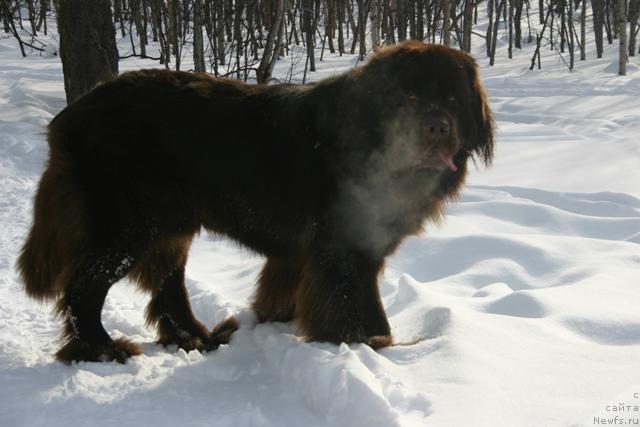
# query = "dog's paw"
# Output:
<box><xmin>366</xmin><ymin>335</ymin><xmax>393</xmax><ymax>350</ymax></box>
<box><xmin>158</xmin><ymin>331</ymin><xmax>207</xmax><ymax>352</ymax></box>
<box><xmin>56</xmin><ymin>337</ymin><xmax>142</xmax><ymax>364</ymax></box>
<box><xmin>203</xmin><ymin>317</ymin><xmax>239</xmax><ymax>351</ymax></box>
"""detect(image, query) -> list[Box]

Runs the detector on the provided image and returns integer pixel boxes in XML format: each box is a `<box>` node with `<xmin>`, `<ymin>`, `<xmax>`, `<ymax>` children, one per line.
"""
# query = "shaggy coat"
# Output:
<box><xmin>18</xmin><ymin>42</ymin><xmax>494</xmax><ymax>363</ymax></box>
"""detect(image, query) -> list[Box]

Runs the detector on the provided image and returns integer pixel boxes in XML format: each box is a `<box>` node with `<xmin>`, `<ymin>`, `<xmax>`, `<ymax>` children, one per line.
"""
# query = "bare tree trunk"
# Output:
<box><xmin>539</xmin><ymin>0</ymin><xmax>544</xmax><ymax>23</ymax></box>
<box><xmin>618</xmin><ymin>0</ymin><xmax>628</xmax><ymax>74</ymax></box>
<box><xmin>560</xmin><ymin>0</ymin><xmax>566</xmax><ymax>52</ymax></box>
<box><xmin>131</xmin><ymin>0</ymin><xmax>147</xmax><ymax>57</ymax></box>
<box><xmin>424</xmin><ymin>0</ymin><xmax>432</xmax><ymax>41</ymax></box>
<box><xmin>593</xmin><ymin>0</ymin><xmax>605</xmax><ymax>58</ymax></box>
<box><xmin>304</xmin><ymin>0</ymin><xmax>315</xmax><ymax>71</ymax></box>
<box><xmin>27</xmin><ymin>0</ymin><xmax>37</xmax><ymax>36</ymax></box>
<box><xmin>338</xmin><ymin>0</ymin><xmax>345</xmax><ymax>54</ymax></box>
<box><xmin>3</xmin><ymin>6</ymin><xmax>11</xmax><ymax>33</ymax></box>
<box><xmin>182</xmin><ymin>0</ymin><xmax>190</xmax><ymax>38</ymax></box>
<box><xmin>326</xmin><ymin>0</ymin><xmax>336</xmax><ymax>53</ymax></box>
<box><xmin>490</xmin><ymin>0</ymin><xmax>506</xmax><ymax>65</ymax></box>
<box><xmin>257</xmin><ymin>0</ymin><xmax>285</xmax><ymax>83</ymax></box>
<box><xmin>233</xmin><ymin>0</ymin><xmax>243</xmax><ymax>79</ymax></box>
<box><xmin>286</xmin><ymin>9</ymin><xmax>297</xmax><ymax>45</ymax></box>
<box><xmin>153</xmin><ymin>0</ymin><xmax>171</xmax><ymax>67</ymax></box>
<box><xmin>514</xmin><ymin>0</ymin><xmax>523</xmax><ymax>48</ymax></box>
<box><xmin>530</xmin><ymin>6</ymin><xmax>552</xmax><ymax>69</ymax></box>
<box><xmin>581</xmin><ymin>0</ymin><xmax>587</xmax><ymax>59</ymax></box>
<box><xmin>245</xmin><ymin>1</ymin><xmax>258</xmax><ymax>60</ymax></box>
<box><xmin>57</xmin><ymin>0</ymin><xmax>118</xmax><ymax>103</ymax></box>
<box><xmin>508</xmin><ymin>0</ymin><xmax>514</xmax><ymax>58</ymax></box>
<box><xmin>371</xmin><ymin>0</ymin><xmax>381</xmax><ymax>50</ymax></box>
<box><xmin>567</xmin><ymin>0</ymin><xmax>575</xmax><ymax>68</ymax></box>
<box><xmin>215</xmin><ymin>0</ymin><xmax>225</xmax><ymax>65</ymax></box>
<box><xmin>224</xmin><ymin>0</ymin><xmax>233</xmax><ymax>41</ymax></box>
<box><xmin>443</xmin><ymin>0</ymin><xmax>451</xmax><ymax>46</ymax></box>
<box><xmin>629</xmin><ymin>0</ymin><xmax>640</xmax><ymax>56</ymax></box>
<box><xmin>398</xmin><ymin>0</ymin><xmax>407</xmax><ymax>40</ymax></box>
<box><xmin>416</xmin><ymin>0</ymin><xmax>424</xmax><ymax>39</ymax></box>
<box><xmin>550</xmin><ymin>1</ymin><xmax>554</xmax><ymax>50</ymax></box>
<box><xmin>167</xmin><ymin>0</ymin><xmax>181</xmax><ymax>70</ymax></box>
<box><xmin>605</xmin><ymin>0</ymin><xmax>614</xmax><ymax>44</ymax></box>
<box><xmin>462</xmin><ymin>0</ymin><xmax>473</xmax><ymax>51</ymax></box>
<box><xmin>407</xmin><ymin>0</ymin><xmax>413</xmax><ymax>38</ymax></box>
<box><xmin>150</xmin><ymin>0</ymin><xmax>159</xmax><ymax>42</ymax></box>
<box><xmin>356</xmin><ymin>0</ymin><xmax>369</xmax><ymax>59</ymax></box>
<box><xmin>487</xmin><ymin>0</ymin><xmax>494</xmax><ymax>56</ymax></box>
<box><xmin>193</xmin><ymin>0</ymin><xmax>205</xmax><ymax>72</ymax></box>
<box><xmin>1</xmin><ymin>3</ymin><xmax>27</xmax><ymax>57</ymax></box>
<box><xmin>387</xmin><ymin>0</ymin><xmax>396</xmax><ymax>44</ymax></box>
<box><xmin>350</xmin><ymin>4</ymin><xmax>360</xmax><ymax>53</ymax></box>
<box><xmin>37</xmin><ymin>0</ymin><xmax>48</xmax><ymax>34</ymax></box>
<box><xmin>114</xmin><ymin>0</ymin><xmax>126</xmax><ymax>38</ymax></box>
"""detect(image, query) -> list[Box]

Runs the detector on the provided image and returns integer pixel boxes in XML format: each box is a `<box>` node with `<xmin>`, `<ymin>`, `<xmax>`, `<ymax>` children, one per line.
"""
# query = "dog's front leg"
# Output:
<box><xmin>295</xmin><ymin>245</ymin><xmax>392</xmax><ymax>349</ymax></box>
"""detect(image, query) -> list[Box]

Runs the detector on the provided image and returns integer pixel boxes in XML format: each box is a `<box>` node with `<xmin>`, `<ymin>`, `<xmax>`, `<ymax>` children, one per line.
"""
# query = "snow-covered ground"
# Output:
<box><xmin>1</xmin><ymin>24</ymin><xmax>639</xmax><ymax>427</ymax></box>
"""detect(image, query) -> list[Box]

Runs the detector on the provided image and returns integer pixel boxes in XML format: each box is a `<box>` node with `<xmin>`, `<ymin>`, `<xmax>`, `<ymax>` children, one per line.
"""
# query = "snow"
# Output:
<box><xmin>1</xmin><ymin>22</ymin><xmax>640</xmax><ymax>427</ymax></box>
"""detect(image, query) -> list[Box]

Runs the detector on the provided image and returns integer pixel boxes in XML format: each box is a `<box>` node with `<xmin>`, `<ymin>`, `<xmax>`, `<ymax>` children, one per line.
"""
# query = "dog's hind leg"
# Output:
<box><xmin>55</xmin><ymin>249</ymin><xmax>141</xmax><ymax>364</ymax></box>
<box><xmin>134</xmin><ymin>236</ymin><xmax>236</xmax><ymax>352</ymax></box>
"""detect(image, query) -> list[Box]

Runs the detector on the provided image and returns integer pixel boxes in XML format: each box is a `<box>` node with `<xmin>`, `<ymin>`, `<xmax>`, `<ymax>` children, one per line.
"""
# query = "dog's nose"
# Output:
<box><xmin>426</xmin><ymin>118</ymin><xmax>450</xmax><ymax>137</ymax></box>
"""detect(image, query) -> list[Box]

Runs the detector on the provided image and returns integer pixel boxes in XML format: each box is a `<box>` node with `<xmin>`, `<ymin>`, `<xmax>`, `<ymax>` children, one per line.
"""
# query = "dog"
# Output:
<box><xmin>17</xmin><ymin>41</ymin><xmax>494</xmax><ymax>363</ymax></box>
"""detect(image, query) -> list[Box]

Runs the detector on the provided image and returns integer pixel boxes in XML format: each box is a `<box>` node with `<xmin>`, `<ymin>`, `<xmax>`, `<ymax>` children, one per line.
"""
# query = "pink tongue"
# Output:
<box><xmin>438</xmin><ymin>152</ymin><xmax>458</xmax><ymax>172</ymax></box>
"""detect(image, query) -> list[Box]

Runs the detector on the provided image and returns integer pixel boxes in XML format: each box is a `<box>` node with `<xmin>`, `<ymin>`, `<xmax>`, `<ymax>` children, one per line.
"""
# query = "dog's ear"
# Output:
<box><xmin>465</xmin><ymin>63</ymin><xmax>495</xmax><ymax>166</ymax></box>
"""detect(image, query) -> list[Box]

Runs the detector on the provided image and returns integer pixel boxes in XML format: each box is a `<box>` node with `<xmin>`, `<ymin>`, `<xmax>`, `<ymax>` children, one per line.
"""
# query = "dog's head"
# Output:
<box><xmin>341</xmin><ymin>42</ymin><xmax>495</xmax><ymax>178</ymax></box>
<box><xmin>323</xmin><ymin>42</ymin><xmax>495</xmax><ymax>256</ymax></box>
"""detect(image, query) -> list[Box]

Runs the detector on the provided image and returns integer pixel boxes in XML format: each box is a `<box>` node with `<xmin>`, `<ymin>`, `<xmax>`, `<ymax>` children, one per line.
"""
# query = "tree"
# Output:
<box><xmin>356</xmin><ymin>0</ymin><xmax>368</xmax><ymax>59</ymax></box>
<box><xmin>593</xmin><ymin>0</ymin><xmax>606</xmax><ymax>58</ymax></box>
<box><xmin>490</xmin><ymin>0</ymin><xmax>505</xmax><ymax>65</ymax></box>
<box><xmin>2</xmin><ymin>4</ymin><xmax>24</xmax><ymax>56</ymax></box>
<box><xmin>443</xmin><ymin>0</ymin><xmax>451</xmax><ymax>46</ymax></box>
<box><xmin>486</xmin><ymin>0</ymin><xmax>494</xmax><ymax>56</ymax></box>
<box><xmin>257</xmin><ymin>0</ymin><xmax>285</xmax><ymax>83</ymax></box>
<box><xmin>630</xmin><ymin>0</ymin><xmax>640</xmax><ymax>56</ymax></box>
<box><xmin>581</xmin><ymin>0</ymin><xmax>587</xmax><ymax>60</ymax></box>
<box><xmin>303</xmin><ymin>0</ymin><xmax>315</xmax><ymax>71</ymax></box>
<box><xmin>193</xmin><ymin>0</ymin><xmax>206</xmax><ymax>72</ymax></box>
<box><xmin>371</xmin><ymin>0</ymin><xmax>382</xmax><ymax>51</ymax></box>
<box><xmin>397</xmin><ymin>0</ymin><xmax>407</xmax><ymax>40</ymax></box>
<box><xmin>618</xmin><ymin>0</ymin><xmax>627</xmax><ymax>74</ymax></box>
<box><xmin>57</xmin><ymin>0</ymin><xmax>118</xmax><ymax>103</ymax></box>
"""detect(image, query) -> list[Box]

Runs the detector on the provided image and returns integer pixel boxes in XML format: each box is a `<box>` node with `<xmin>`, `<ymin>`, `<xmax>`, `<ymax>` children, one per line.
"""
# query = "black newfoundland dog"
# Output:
<box><xmin>18</xmin><ymin>42</ymin><xmax>494</xmax><ymax>363</ymax></box>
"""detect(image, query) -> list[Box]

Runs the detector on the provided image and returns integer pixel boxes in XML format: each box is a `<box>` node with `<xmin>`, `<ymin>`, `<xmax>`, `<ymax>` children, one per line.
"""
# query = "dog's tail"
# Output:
<box><xmin>17</xmin><ymin>131</ymin><xmax>85</xmax><ymax>300</ymax></box>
